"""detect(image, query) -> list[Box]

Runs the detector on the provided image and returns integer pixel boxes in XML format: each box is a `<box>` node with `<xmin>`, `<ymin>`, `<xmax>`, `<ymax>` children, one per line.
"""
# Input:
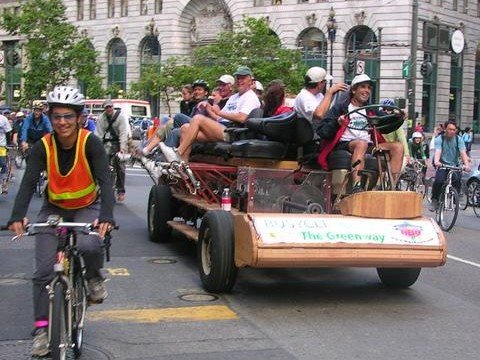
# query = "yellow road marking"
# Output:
<box><xmin>105</xmin><ymin>268</ymin><xmax>130</xmax><ymax>276</ymax></box>
<box><xmin>88</xmin><ymin>305</ymin><xmax>238</xmax><ymax>323</ymax></box>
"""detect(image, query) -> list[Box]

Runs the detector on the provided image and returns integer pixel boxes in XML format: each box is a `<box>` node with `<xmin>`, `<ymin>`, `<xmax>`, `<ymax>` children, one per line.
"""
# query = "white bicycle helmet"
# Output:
<box><xmin>47</xmin><ymin>86</ymin><xmax>85</xmax><ymax>111</ymax></box>
<box><xmin>412</xmin><ymin>131</ymin><xmax>423</xmax><ymax>139</ymax></box>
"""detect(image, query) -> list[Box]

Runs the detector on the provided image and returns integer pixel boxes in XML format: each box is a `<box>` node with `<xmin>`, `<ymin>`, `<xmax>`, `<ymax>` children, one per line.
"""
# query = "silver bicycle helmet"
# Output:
<box><xmin>47</xmin><ymin>86</ymin><xmax>85</xmax><ymax>111</ymax></box>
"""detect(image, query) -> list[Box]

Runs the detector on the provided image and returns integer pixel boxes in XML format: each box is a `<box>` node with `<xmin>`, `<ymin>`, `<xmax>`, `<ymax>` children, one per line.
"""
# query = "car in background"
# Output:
<box><xmin>463</xmin><ymin>161</ymin><xmax>480</xmax><ymax>201</ymax></box>
<box><xmin>131</xmin><ymin>118</ymin><xmax>152</xmax><ymax>140</ymax></box>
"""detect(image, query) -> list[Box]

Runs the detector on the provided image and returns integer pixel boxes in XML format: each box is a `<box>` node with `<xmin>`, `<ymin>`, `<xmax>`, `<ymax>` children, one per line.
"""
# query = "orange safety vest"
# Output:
<box><xmin>41</xmin><ymin>129</ymin><xmax>98</xmax><ymax>209</ymax></box>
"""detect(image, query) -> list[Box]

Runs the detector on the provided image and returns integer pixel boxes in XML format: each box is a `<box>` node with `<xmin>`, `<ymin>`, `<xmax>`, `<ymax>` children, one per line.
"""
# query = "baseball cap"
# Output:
<box><xmin>305</xmin><ymin>67</ymin><xmax>328</xmax><ymax>84</ymax></box>
<box><xmin>103</xmin><ymin>99</ymin><xmax>113</xmax><ymax>108</ymax></box>
<box><xmin>412</xmin><ymin>132</ymin><xmax>423</xmax><ymax>139</ymax></box>
<box><xmin>255</xmin><ymin>81</ymin><xmax>264</xmax><ymax>92</ymax></box>
<box><xmin>233</xmin><ymin>66</ymin><xmax>253</xmax><ymax>77</ymax></box>
<box><xmin>216</xmin><ymin>75</ymin><xmax>235</xmax><ymax>85</ymax></box>
<box><xmin>351</xmin><ymin>74</ymin><xmax>373</xmax><ymax>87</ymax></box>
<box><xmin>16</xmin><ymin>111</ymin><xmax>25</xmax><ymax>117</ymax></box>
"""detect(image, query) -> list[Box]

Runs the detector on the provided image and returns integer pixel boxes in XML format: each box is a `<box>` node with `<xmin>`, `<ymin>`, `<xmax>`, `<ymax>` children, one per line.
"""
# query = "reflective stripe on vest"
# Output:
<box><xmin>42</xmin><ymin>129</ymin><xmax>98</xmax><ymax>209</ymax></box>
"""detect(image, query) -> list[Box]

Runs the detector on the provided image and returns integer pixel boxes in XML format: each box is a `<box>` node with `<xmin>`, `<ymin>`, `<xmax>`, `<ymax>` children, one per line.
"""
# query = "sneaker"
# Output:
<box><xmin>31</xmin><ymin>327</ymin><xmax>49</xmax><ymax>357</ymax></box>
<box><xmin>429</xmin><ymin>199</ymin><xmax>439</xmax><ymax>212</ymax></box>
<box><xmin>88</xmin><ymin>278</ymin><xmax>108</xmax><ymax>303</ymax></box>
<box><xmin>351</xmin><ymin>183</ymin><xmax>364</xmax><ymax>194</ymax></box>
<box><xmin>116</xmin><ymin>193</ymin><xmax>125</xmax><ymax>202</ymax></box>
<box><xmin>159</xmin><ymin>142</ymin><xmax>182</xmax><ymax>163</ymax></box>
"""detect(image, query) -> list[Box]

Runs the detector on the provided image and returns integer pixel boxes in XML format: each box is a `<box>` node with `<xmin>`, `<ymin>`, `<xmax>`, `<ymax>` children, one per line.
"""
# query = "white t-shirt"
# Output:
<box><xmin>220</xmin><ymin>89</ymin><xmax>261</xmax><ymax>124</ymax></box>
<box><xmin>340</xmin><ymin>103</ymin><xmax>370</xmax><ymax>142</ymax></box>
<box><xmin>293</xmin><ymin>88</ymin><xmax>324</xmax><ymax>122</ymax></box>
<box><xmin>0</xmin><ymin>115</ymin><xmax>12</xmax><ymax>147</ymax></box>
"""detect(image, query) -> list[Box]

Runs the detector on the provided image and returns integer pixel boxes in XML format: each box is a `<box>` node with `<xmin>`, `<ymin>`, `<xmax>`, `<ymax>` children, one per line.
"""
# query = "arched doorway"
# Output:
<box><xmin>107</xmin><ymin>38</ymin><xmax>127</xmax><ymax>96</ymax></box>
<box><xmin>140</xmin><ymin>34</ymin><xmax>161</xmax><ymax>115</ymax></box>
<box><xmin>297</xmin><ymin>28</ymin><xmax>327</xmax><ymax>69</ymax></box>
<box><xmin>345</xmin><ymin>25</ymin><xmax>379</xmax><ymax>102</ymax></box>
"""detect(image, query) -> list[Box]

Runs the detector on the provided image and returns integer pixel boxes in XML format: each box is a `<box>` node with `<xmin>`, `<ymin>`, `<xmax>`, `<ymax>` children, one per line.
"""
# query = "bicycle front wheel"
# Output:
<box><xmin>72</xmin><ymin>269</ymin><xmax>87</xmax><ymax>357</ymax></box>
<box><xmin>438</xmin><ymin>188</ymin><xmax>459</xmax><ymax>231</ymax></box>
<box><xmin>50</xmin><ymin>283</ymin><xmax>69</xmax><ymax>360</ymax></box>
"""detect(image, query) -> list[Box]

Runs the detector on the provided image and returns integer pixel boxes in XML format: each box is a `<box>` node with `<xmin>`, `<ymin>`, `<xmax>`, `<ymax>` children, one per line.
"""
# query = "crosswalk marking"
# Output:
<box><xmin>88</xmin><ymin>305</ymin><xmax>238</xmax><ymax>323</ymax></box>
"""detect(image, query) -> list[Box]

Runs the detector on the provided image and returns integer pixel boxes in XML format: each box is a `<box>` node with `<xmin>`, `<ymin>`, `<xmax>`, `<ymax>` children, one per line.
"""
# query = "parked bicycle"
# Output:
<box><xmin>8</xmin><ymin>216</ymin><xmax>114</xmax><ymax>360</ymax></box>
<box><xmin>434</xmin><ymin>164</ymin><xmax>464</xmax><ymax>231</ymax></box>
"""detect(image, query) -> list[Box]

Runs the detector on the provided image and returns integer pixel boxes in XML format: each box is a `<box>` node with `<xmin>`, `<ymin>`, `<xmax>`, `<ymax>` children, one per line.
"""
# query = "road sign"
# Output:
<box><xmin>402</xmin><ymin>60</ymin><xmax>410</xmax><ymax>79</ymax></box>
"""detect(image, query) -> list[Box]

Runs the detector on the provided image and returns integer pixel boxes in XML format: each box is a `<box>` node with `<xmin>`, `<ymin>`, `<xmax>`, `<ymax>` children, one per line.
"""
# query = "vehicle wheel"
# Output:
<box><xmin>71</xmin><ymin>270</ymin><xmax>87</xmax><ymax>357</ymax></box>
<box><xmin>438</xmin><ymin>188</ymin><xmax>459</xmax><ymax>231</ymax></box>
<box><xmin>458</xmin><ymin>182</ymin><xmax>468</xmax><ymax>210</ymax></box>
<box><xmin>467</xmin><ymin>178</ymin><xmax>480</xmax><ymax>206</ymax></box>
<box><xmin>198</xmin><ymin>210</ymin><xmax>238</xmax><ymax>293</ymax></box>
<box><xmin>50</xmin><ymin>282</ymin><xmax>69</xmax><ymax>360</ymax></box>
<box><xmin>14</xmin><ymin>154</ymin><xmax>23</xmax><ymax>169</ymax></box>
<box><xmin>396</xmin><ymin>178</ymin><xmax>412</xmax><ymax>192</ymax></box>
<box><xmin>147</xmin><ymin>184</ymin><xmax>172</xmax><ymax>242</ymax></box>
<box><xmin>471</xmin><ymin>182</ymin><xmax>480</xmax><ymax>218</ymax></box>
<box><xmin>424</xmin><ymin>177</ymin><xmax>434</xmax><ymax>204</ymax></box>
<box><xmin>377</xmin><ymin>268</ymin><xmax>421</xmax><ymax>288</ymax></box>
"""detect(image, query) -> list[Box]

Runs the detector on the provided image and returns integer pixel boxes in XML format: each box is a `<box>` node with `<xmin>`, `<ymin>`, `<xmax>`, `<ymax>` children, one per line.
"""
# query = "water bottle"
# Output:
<box><xmin>221</xmin><ymin>188</ymin><xmax>231</xmax><ymax>211</ymax></box>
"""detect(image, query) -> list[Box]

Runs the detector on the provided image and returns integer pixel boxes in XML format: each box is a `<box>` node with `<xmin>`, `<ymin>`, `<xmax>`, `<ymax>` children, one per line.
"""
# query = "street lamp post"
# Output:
<box><xmin>326</xmin><ymin>7</ymin><xmax>337</xmax><ymax>87</ymax></box>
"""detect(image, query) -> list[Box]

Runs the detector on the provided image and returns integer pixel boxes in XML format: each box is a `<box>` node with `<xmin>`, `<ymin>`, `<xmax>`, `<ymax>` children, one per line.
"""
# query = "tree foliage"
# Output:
<box><xmin>1</xmin><ymin>0</ymin><xmax>103</xmax><ymax>102</ymax></box>
<box><xmin>191</xmin><ymin>16</ymin><xmax>306</xmax><ymax>93</ymax></box>
<box><xmin>130</xmin><ymin>16</ymin><xmax>307</xmax><ymax>107</ymax></box>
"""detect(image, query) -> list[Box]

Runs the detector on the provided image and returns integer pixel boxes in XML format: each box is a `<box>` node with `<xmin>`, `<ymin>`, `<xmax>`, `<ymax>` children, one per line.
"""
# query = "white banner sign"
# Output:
<box><xmin>251</xmin><ymin>216</ymin><xmax>440</xmax><ymax>246</ymax></box>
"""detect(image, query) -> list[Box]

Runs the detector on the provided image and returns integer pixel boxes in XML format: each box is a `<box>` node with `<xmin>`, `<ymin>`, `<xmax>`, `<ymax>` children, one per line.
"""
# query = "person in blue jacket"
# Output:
<box><xmin>20</xmin><ymin>102</ymin><xmax>53</xmax><ymax>151</ymax></box>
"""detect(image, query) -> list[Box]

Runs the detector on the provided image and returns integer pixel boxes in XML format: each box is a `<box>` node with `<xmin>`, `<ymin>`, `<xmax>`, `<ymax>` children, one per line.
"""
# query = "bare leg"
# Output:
<box><xmin>348</xmin><ymin>140</ymin><xmax>369</xmax><ymax>184</ymax></box>
<box><xmin>177</xmin><ymin>115</ymin><xmax>225</xmax><ymax>161</ymax></box>
<box><xmin>378</xmin><ymin>141</ymin><xmax>404</xmax><ymax>184</ymax></box>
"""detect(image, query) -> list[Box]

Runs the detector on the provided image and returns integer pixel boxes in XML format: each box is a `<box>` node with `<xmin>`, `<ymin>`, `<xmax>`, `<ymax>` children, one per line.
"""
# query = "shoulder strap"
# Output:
<box><xmin>103</xmin><ymin>110</ymin><xmax>121</xmax><ymax>143</ymax></box>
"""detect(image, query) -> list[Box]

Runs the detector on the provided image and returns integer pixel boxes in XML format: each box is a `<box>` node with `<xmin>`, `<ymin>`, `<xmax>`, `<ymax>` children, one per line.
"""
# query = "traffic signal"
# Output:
<box><xmin>343</xmin><ymin>58</ymin><xmax>356</xmax><ymax>76</ymax></box>
<box><xmin>12</xmin><ymin>51</ymin><xmax>19</xmax><ymax>66</ymax></box>
<box><xmin>420</xmin><ymin>61</ymin><xmax>432</xmax><ymax>78</ymax></box>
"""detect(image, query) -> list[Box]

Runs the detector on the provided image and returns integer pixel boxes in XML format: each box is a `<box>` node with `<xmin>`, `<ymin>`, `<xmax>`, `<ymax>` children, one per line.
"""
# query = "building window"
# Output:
<box><xmin>89</xmin><ymin>0</ymin><xmax>96</xmax><ymax>19</ymax></box>
<box><xmin>140</xmin><ymin>0</ymin><xmax>148</xmax><ymax>15</ymax></box>
<box><xmin>297</xmin><ymin>28</ymin><xmax>327</xmax><ymax>69</ymax></box>
<box><xmin>298</xmin><ymin>0</ymin><xmax>310</xmax><ymax>3</ymax></box>
<box><xmin>463</xmin><ymin>0</ymin><xmax>468</xmax><ymax>13</ymax></box>
<box><xmin>453</xmin><ymin>0</ymin><xmax>458</xmax><ymax>10</ymax></box>
<box><xmin>108</xmin><ymin>0</ymin><xmax>115</xmax><ymax>18</ymax></box>
<box><xmin>273</xmin><ymin>0</ymin><xmax>282</xmax><ymax>4</ymax></box>
<box><xmin>108</xmin><ymin>39</ymin><xmax>127</xmax><ymax>93</ymax></box>
<box><xmin>473</xmin><ymin>48</ymin><xmax>480</xmax><ymax>132</ymax></box>
<box><xmin>121</xmin><ymin>0</ymin><xmax>128</xmax><ymax>17</ymax></box>
<box><xmin>77</xmin><ymin>0</ymin><xmax>84</xmax><ymax>20</ymax></box>
<box><xmin>154</xmin><ymin>0</ymin><xmax>162</xmax><ymax>13</ymax></box>
<box><xmin>421</xmin><ymin>52</ymin><xmax>437</xmax><ymax>132</ymax></box>
<box><xmin>450</xmin><ymin>53</ymin><xmax>463</xmax><ymax>123</ymax></box>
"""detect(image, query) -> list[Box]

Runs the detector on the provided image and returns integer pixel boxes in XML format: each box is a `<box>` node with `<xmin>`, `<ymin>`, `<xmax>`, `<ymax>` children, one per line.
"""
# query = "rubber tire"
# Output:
<box><xmin>458</xmin><ymin>182</ymin><xmax>468</xmax><ymax>210</ymax></box>
<box><xmin>147</xmin><ymin>184</ymin><xmax>172</xmax><ymax>243</ymax></box>
<box><xmin>424</xmin><ymin>177</ymin><xmax>434</xmax><ymax>204</ymax></box>
<box><xmin>50</xmin><ymin>282</ymin><xmax>68</xmax><ymax>360</ymax></box>
<box><xmin>72</xmin><ymin>270</ymin><xmax>87</xmax><ymax>357</ymax></box>
<box><xmin>472</xmin><ymin>182</ymin><xmax>480</xmax><ymax>218</ymax></box>
<box><xmin>198</xmin><ymin>210</ymin><xmax>238</xmax><ymax>293</ymax></box>
<box><xmin>438</xmin><ymin>188</ymin><xmax>459</xmax><ymax>232</ymax></box>
<box><xmin>377</xmin><ymin>268</ymin><xmax>421</xmax><ymax>288</ymax></box>
<box><xmin>467</xmin><ymin>178</ymin><xmax>480</xmax><ymax>206</ymax></box>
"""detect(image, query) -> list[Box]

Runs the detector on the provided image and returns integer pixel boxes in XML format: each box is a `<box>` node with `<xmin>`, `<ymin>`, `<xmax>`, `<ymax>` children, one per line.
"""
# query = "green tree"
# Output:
<box><xmin>191</xmin><ymin>16</ymin><xmax>306</xmax><ymax>93</ymax></box>
<box><xmin>1</xmin><ymin>0</ymin><xmax>103</xmax><ymax>102</ymax></box>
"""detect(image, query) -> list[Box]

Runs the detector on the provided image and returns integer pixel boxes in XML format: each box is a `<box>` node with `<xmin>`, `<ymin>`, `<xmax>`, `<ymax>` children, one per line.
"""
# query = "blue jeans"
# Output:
<box><xmin>173</xmin><ymin>113</ymin><xmax>191</xmax><ymax>128</ymax></box>
<box><xmin>164</xmin><ymin>128</ymin><xmax>181</xmax><ymax>148</ymax></box>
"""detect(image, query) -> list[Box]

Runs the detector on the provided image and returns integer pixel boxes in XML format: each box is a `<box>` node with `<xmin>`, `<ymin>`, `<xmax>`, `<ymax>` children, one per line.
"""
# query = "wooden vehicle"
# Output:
<box><xmin>142</xmin><ymin>106</ymin><xmax>446</xmax><ymax>293</ymax></box>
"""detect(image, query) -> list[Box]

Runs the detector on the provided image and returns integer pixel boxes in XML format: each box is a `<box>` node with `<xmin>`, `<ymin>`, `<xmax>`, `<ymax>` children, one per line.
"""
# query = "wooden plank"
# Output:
<box><xmin>167</xmin><ymin>221</ymin><xmax>199</xmax><ymax>242</ymax></box>
<box><xmin>234</xmin><ymin>214</ymin><xmax>258</xmax><ymax>267</ymax></box>
<box><xmin>339</xmin><ymin>191</ymin><xmax>423</xmax><ymax>218</ymax></box>
<box><xmin>190</xmin><ymin>155</ymin><xmax>299</xmax><ymax>170</ymax></box>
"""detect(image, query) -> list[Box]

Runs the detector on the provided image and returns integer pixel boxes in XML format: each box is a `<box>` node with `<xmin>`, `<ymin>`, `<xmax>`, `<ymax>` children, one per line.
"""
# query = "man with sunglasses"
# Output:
<box><xmin>95</xmin><ymin>99</ymin><xmax>129</xmax><ymax>202</ymax></box>
<box><xmin>7</xmin><ymin>86</ymin><xmax>115</xmax><ymax>357</ymax></box>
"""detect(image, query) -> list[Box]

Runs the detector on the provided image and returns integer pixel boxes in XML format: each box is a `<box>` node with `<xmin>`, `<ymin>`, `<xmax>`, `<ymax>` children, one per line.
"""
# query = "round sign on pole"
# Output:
<box><xmin>451</xmin><ymin>30</ymin><xmax>464</xmax><ymax>54</ymax></box>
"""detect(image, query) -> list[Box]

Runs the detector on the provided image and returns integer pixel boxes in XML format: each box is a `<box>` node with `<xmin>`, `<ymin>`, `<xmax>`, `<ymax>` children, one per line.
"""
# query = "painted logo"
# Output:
<box><xmin>394</xmin><ymin>222</ymin><xmax>422</xmax><ymax>239</ymax></box>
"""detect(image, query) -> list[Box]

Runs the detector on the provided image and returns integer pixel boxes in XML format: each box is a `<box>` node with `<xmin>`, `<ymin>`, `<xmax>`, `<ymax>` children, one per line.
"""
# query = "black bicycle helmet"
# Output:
<box><xmin>192</xmin><ymin>79</ymin><xmax>209</xmax><ymax>91</ymax></box>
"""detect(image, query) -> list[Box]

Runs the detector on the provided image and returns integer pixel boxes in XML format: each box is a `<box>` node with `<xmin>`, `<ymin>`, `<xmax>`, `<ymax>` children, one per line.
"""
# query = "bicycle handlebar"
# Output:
<box><xmin>438</xmin><ymin>164</ymin><xmax>464</xmax><ymax>171</ymax></box>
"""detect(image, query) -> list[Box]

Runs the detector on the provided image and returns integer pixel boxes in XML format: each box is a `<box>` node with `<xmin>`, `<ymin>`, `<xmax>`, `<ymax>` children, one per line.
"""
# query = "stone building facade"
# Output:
<box><xmin>1</xmin><ymin>0</ymin><xmax>480</xmax><ymax>131</ymax></box>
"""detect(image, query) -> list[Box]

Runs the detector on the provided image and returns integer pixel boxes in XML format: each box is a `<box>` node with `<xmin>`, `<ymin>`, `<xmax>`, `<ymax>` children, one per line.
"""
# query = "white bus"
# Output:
<box><xmin>84</xmin><ymin>99</ymin><xmax>151</xmax><ymax>123</ymax></box>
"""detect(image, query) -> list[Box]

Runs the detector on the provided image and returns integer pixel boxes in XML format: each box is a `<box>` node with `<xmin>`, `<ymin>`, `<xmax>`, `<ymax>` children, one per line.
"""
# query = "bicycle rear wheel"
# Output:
<box><xmin>458</xmin><ymin>182</ymin><xmax>468</xmax><ymax>211</ymax></box>
<box><xmin>424</xmin><ymin>177</ymin><xmax>434</xmax><ymax>204</ymax></box>
<box><xmin>50</xmin><ymin>282</ymin><xmax>69</xmax><ymax>360</ymax></box>
<box><xmin>438</xmin><ymin>188</ymin><xmax>459</xmax><ymax>231</ymax></box>
<box><xmin>72</xmin><ymin>269</ymin><xmax>87</xmax><ymax>357</ymax></box>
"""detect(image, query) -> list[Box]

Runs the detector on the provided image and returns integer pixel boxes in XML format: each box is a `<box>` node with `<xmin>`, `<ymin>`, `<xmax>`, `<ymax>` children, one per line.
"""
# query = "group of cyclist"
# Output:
<box><xmin>1</xmin><ymin>65</ymin><xmax>474</xmax><ymax>357</ymax></box>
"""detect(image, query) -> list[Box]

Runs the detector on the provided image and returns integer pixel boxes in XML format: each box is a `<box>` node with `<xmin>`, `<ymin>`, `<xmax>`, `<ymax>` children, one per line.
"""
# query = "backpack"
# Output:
<box><xmin>102</xmin><ymin>110</ymin><xmax>121</xmax><ymax>152</ymax></box>
<box><xmin>141</xmin><ymin>119</ymin><xmax>149</xmax><ymax>131</ymax></box>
